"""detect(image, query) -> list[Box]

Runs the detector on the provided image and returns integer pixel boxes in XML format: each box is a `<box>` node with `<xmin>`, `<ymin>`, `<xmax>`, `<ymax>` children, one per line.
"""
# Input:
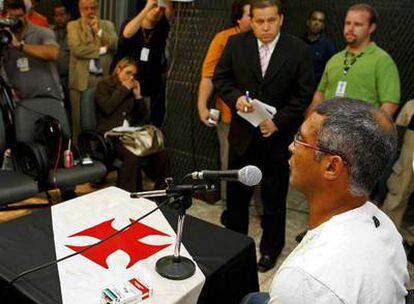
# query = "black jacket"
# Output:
<box><xmin>213</xmin><ymin>31</ymin><xmax>314</xmax><ymax>160</ymax></box>
<box><xmin>95</xmin><ymin>76</ymin><xmax>149</xmax><ymax>133</ymax></box>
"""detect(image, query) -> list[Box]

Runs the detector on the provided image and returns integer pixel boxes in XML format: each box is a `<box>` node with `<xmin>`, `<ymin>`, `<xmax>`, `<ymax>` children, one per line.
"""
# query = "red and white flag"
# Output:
<box><xmin>52</xmin><ymin>187</ymin><xmax>205</xmax><ymax>303</ymax></box>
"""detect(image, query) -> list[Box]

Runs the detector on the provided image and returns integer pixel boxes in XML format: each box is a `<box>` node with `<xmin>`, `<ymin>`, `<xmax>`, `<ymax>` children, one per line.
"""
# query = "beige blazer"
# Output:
<box><xmin>67</xmin><ymin>18</ymin><xmax>118</xmax><ymax>91</ymax></box>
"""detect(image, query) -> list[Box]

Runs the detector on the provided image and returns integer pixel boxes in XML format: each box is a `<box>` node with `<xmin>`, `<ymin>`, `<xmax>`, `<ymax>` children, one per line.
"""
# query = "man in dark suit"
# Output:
<box><xmin>213</xmin><ymin>0</ymin><xmax>314</xmax><ymax>272</ymax></box>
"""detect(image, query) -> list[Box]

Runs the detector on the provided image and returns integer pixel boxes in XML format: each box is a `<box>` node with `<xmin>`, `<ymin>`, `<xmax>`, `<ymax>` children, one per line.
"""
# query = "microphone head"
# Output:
<box><xmin>239</xmin><ymin>165</ymin><xmax>262</xmax><ymax>186</ymax></box>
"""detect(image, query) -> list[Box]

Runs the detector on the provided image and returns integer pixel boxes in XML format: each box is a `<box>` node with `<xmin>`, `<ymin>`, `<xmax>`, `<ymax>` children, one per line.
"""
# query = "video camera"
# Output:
<box><xmin>0</xmin><ymin>18</ymin><xmax>23</xmax><ymax>48</ymax></box>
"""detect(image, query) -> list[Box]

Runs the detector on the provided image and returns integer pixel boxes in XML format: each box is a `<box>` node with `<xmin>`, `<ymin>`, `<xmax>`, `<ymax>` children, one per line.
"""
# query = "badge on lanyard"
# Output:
<box><xmin>140</xmin><ymin>47</ymin><xmax>150</xmax><ymax>62</ymax></box>
<box><xmin>335</xmin><ymin>81</ymin><xmax>347</xmax><ymax>97</ymax></box>
<box><xmin>17</xmin><ymin>57</ymin><xmax>30</xmax><ymax>72</ymax></box>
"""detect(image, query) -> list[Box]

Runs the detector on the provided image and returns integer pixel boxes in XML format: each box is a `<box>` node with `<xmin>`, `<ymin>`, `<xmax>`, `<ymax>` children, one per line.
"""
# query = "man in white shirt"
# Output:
<box><xmin>242</xmin><ymin>98</ymin><xmax>409</xmax><ymax>303</ymax></box>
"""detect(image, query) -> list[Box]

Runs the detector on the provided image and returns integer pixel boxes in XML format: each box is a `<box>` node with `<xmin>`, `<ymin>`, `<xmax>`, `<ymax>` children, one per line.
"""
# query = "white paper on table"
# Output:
<box><xmin>237</xmin><ymin>99</ymin><xmax>277</xmax><ymax>127</ymax></box>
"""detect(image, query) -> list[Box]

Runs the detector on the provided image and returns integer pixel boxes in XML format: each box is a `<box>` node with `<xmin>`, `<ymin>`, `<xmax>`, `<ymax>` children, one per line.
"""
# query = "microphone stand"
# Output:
<box><xmin>131</xmin><ymin>178</ymin><xmax>215</xmax><ymax>280</ymax></box>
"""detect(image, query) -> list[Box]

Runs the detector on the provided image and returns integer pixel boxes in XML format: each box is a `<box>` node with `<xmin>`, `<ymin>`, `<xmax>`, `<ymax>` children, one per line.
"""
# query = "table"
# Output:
<box><xmin>0</xmin><ymin>189</ymin><xmax>259</xmax><ymax>304</ymax></box>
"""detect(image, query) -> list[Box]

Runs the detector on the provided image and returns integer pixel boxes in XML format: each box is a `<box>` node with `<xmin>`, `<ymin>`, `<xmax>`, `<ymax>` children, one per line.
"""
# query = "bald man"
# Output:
<box><xmin>67</xmin><ymin>0</ymin><xmax>118</xmax><ymax>141</ymax></box>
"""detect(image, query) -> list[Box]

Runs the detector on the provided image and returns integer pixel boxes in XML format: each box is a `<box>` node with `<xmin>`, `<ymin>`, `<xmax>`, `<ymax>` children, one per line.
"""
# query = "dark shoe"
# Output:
<box><xmin>295</xmin><ymin>230</ymin><xmax>307</xmax><ymax>243</ymax></box>
<box><xmin>257</xmin><ymin>254</ymin><xmax>277</xmax><ymax>272</ymax></box>
<box><xmin>220</xmin><ymin>210</ymin><xmax>228</xmax><ymax>226</ymax></box>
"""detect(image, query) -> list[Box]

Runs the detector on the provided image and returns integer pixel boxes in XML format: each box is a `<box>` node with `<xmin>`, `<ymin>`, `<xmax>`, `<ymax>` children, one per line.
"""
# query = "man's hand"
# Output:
<box><xmin>10</xmin><ymin>33</ymin><xmax>21</xmax><ymax>48</ymax></box>
<box><xmin>198</xmin><ymin>106</ymin><xmax>212</xmax><ymax>126</ymax></box>
<box><xmin>145</xmin><ymin>0</ymin><xmax>158</xmax><ymax>10</ymax></box>
<box><xmin>89</xmin><ymin>15</ymin><xmax>100</xmax><ymax>35</ymax></box>
<box><xmin>259</xmin><ymin>119</ymin><xmax>278</xmax><ymax>138</ymax></box>
<box><xmin>236</xmin><ymin>95</ymin><xmax>254</xmax><ymax>113</ymax></box>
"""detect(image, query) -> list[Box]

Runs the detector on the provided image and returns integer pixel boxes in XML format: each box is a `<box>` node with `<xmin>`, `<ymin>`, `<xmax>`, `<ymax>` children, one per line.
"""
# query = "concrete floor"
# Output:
<box><xmin>1</xmin><ymin>175</ymin><xmax>413</xmax><ymax>292</ymax></box>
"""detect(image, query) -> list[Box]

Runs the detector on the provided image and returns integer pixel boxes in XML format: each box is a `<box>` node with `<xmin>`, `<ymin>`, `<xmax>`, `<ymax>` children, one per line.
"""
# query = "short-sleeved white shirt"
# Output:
<box><xmin>269</xmin><ymin>202</ymin><xmax>409</xmax><ymax>304</ymax></box>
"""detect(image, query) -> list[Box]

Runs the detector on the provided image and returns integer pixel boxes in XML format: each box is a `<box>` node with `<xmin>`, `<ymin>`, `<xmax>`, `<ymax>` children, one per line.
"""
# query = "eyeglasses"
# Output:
<box><xmin>293</xmin><ymin>132</ymin><xmax>349</xmax><ymax>166</ymax></box>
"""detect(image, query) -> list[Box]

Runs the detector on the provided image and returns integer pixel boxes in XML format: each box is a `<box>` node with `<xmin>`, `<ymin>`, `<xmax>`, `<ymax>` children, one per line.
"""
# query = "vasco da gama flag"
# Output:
<box><xmin>2</xmin><ymin>187</ymin><xmax>206</xmax><ymax>303</ymax></box>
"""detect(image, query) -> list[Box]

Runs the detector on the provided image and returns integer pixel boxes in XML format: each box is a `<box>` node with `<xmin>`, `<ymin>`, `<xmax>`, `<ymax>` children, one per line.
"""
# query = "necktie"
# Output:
<box><xmin>259</xmin><ymin>44</ymin><xmax>271</xmax><ymax>77</ymax></box>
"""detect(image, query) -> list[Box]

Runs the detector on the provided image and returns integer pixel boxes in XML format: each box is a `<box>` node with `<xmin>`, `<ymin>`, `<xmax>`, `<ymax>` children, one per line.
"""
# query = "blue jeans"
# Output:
<box><xmin>240</xmin><ymin>292</ymin><xmax>270</xmax><ymax>304</ymax></box>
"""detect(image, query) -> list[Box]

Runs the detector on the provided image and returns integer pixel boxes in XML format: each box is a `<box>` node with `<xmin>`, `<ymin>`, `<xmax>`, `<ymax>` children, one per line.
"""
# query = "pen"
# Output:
<box><xmin>244</xmin><ymin>91</ymin><xmax>250</xmax><ymax>112</ymax></box>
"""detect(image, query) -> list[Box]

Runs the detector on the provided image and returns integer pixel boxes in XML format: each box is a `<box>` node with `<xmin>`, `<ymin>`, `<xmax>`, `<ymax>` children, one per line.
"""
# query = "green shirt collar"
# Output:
<box><xmin>345</xmin><ymin>42</ymin><xmax>377</xmax><ymax>57</ymax></box>
<box><xmin>363</xmin><ymin>42</ymin><xmax>377</xmax><ymax>54</ymax></box>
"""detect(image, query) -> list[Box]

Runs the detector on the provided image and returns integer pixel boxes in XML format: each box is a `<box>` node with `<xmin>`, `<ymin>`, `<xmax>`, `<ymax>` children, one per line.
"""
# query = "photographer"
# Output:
<box><xmin>113</xmin><ymin>0</ymin><xmax>172</xmax><ymax>128</ymax></box>
<box><xmin>3</xmin><ymin>0</ymin><xmax>62</xmax><ymax>101</ymax></box>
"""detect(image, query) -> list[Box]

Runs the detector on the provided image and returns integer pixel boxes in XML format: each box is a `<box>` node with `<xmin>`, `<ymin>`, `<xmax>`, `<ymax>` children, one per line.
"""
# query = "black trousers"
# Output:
<box><xmin>226</xmin><ymin>136</ymin><xmax>290</xmax><ymax>257</ymax></box>
<box><xmin>147</xmin><ymin>76</ymin><xmax>166</xmax><ymax>128</ymax></box>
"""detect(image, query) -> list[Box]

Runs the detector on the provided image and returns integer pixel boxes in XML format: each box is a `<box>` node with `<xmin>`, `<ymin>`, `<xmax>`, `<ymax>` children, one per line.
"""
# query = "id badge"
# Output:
<box><xmin>140</xmin><ymin>47</ymin><xmax>150</xmax><ymax>62</ymax></box>
<box><xmin>17</xmin><ymin>57</ymin><xmax>30</xmax><ymax>72</ymax></box>
<box><xmin>335</xmin><ymin>81</ymin><xmax>347</xmax><ymax>97</ymax></box>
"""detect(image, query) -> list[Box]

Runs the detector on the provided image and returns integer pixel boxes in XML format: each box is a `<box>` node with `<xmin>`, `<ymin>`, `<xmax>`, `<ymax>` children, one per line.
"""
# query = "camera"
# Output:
<box><xmin>0</xmin><ymin>30</ymin><xmax>11</xmax><ymax>48</ymax></box>
<box><xmin>158</xmin><ymin>0</ymin><xmax>167</xmax><ymax>8</ymax></box>
<box><xmin>0</xmin><ymin>18</ymin><xmax>23</xmax><ymax>49</ymax></box>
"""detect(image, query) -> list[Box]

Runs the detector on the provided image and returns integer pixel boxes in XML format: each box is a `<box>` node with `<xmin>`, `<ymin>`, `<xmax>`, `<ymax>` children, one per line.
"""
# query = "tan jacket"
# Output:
<box><xmin>67</xmin><ymin>18</ymin><xmax>118</xmax><ymax>91</ymax></box>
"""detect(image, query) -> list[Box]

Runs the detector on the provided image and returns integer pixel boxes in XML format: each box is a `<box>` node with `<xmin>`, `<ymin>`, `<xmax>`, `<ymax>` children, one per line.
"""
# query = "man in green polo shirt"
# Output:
<box><xmin>307</xmin><ymin>3</ymin><xmax>400</xmax><ymax>117</ymax></box>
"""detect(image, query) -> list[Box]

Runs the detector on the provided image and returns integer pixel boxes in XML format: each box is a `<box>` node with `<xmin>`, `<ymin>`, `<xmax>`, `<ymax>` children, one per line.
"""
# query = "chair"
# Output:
<box><xmin>78</xmin><ymin>88</ymin><xmax>157</xmax><ymax>191</ymax></box>
<box><xmin>0</xmin><ymin>105</ymin><xmax>39</xmax><ymax>209</ymax></box>
<box><xmin>78</xmin><ymin>88</ymin><xmax>119</xmax><ymax>168</ymax></box>
<box><xmin>78</xmin><ymin>88</ymin><xmax>151</xmax><ymax>171</ymax></box>
<box><xmin>13</xmin><ymin>97</ymin><xmax>106</xmax><ymax>194</ymax></box>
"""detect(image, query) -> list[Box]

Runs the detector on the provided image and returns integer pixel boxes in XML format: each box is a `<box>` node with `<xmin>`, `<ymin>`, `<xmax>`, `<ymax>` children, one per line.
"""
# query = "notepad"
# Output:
<box><xmin>112</xmin><ymin>126</ymin><xmax>142</xmax><ymax>133</ymax></box>
<box><xmin>237</xmin><ymin>99</ymin><xmax>277</xmax><ymax>127</ymax></box>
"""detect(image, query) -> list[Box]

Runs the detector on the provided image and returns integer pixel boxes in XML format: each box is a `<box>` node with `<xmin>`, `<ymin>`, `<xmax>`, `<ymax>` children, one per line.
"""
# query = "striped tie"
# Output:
<box><xmin>259</xmin><ymin>43</ymin><xmax>271</xmax><ymax>77</ymax></box>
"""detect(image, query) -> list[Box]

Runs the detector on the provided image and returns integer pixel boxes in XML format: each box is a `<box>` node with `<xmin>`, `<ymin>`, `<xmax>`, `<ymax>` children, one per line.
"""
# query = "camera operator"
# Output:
<box><xmin>3</xmin><ymin>0</ymin><xmax>62</xmax><ymax>101</ymax></box>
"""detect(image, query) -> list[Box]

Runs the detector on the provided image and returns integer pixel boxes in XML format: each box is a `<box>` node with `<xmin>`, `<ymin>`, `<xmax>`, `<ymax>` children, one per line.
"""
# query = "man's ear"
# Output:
<box><xmin>369</xmin><ymin>22</ymin><xmax>376</xmax><ymax>35</ymax></box>
<box><xmin>323</xmin><ymin>156</ymin><xmax>345</xmax><ymax>181</ymax></box>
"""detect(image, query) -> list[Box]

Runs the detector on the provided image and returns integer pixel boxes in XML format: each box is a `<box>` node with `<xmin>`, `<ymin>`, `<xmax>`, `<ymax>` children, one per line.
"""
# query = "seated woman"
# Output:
<box><xmin>95</xmin><ymin>57</ymin><xmax>167</xmax><ymax>192</ymax></box>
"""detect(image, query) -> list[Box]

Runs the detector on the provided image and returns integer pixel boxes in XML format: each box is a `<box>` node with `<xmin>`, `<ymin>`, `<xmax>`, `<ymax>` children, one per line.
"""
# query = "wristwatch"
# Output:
<box><xmin>19</xmin><ymin>40</ymin><xmax>25</xmax><ymax>52</ymax></box>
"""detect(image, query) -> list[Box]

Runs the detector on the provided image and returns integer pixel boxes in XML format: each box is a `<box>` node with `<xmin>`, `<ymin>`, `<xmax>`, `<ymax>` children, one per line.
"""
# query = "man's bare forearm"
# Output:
<box><xmin>23</xmin><ymin>44</ymin><xmax>59</xmax><ymax>61</ymax></box>
<box><xmin>306</xmin><ymin>91</ymin><xmax>325</xmax><ymax>117</ymax></box>
<box><xmin>380</xmin><ymin>102</ymin><xmax>399</xmax><ymax>118</ymax></box>
<box><xmin>123</xmin><ymin>2</ymin><xmax>154</xmax><ymax>38</ymax></box>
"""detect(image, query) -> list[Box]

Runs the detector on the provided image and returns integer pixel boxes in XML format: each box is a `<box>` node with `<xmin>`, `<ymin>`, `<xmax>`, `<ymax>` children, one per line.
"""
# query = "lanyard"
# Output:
<box><xmin>141</xmin><ymin>28</ymin><xmax>154</xmax><ymax>45</ymax></box>
<box><xmin>343</xmin><ymin>51</ymin><xmax>363</xmax><ymax>75</ymax></box>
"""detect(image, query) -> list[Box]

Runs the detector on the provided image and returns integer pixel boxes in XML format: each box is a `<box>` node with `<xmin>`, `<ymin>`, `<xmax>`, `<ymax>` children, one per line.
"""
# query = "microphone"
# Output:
<box><xmin>0</xmin><ymin>18</ymin><xmax>22</xmax><ymax>30</ymax></box>
<box><xmin>130</xmin><ymin>184</ymin><xmax>210</xmax><ymax>199</ymax></box>
<box><xmin>191</xmin><ymin>165</ymin><xmax>262</xmax><ymax>186</ymax></box>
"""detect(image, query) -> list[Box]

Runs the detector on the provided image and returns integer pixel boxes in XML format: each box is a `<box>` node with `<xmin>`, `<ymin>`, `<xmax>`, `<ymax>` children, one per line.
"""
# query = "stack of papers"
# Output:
<box><xmin>237</xmin><ymin>99</ymin><xmax>277</xmax><ymax>127</ymax></box>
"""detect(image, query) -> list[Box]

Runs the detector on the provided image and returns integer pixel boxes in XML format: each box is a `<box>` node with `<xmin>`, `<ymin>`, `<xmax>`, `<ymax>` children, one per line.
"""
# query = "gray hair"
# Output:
<box><xmin>314</xmin><ymin>98</ymin><xmax>397</xmax><ymax>197</ymax></box>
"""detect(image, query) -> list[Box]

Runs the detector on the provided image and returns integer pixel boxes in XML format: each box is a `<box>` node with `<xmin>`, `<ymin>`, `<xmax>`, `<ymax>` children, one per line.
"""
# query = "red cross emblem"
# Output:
<box><xmin>66</xmin><ymin>219</ymin><xmax>172</xmax><ymax>269</ymax></box>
